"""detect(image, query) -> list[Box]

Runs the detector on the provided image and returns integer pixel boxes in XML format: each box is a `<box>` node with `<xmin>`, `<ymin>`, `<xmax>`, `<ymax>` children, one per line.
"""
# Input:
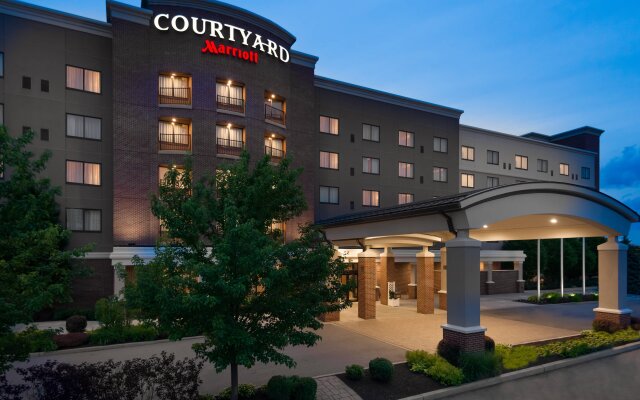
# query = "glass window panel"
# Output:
<box><xmin>66</xmin><ymin>114</ymin><xmax>84</xmax><ymax>138</ymax></box>
<box><xmin>66</xmin><ymin>209</ymin><xmax>84</xmax><ymax>231</ymax></box>
<box><xmin>66</xmin><ymin>66</ymin><xmax>83</xmax><ymax>90</ymax></box>
<box><xmin>330</xmin><ymin>118</ymin><xmax>339</xmax><ymax>134</ymax></box>
<box><xmin>66</xmin><ymin>161</ymin><xmax>84</xmax><ymax>183</ymax></box>
<box><xmin>83</xmin><ymin>163</ymin><xmax>100</xmax><ymax>185</ymax></box>
<box><xmin>84</xmin><ymin>117</ymin><xmax>101</xmax><ymax>140</ymax></box>
<box><xmin>84</xmin><ymin>210</ymin><xmax>101</xmax><ymax>231</ymax></box>
<box><xmin>83</xmin><ymin>69</ymin><xmax>100</xmax><ymax>93</ymax></box>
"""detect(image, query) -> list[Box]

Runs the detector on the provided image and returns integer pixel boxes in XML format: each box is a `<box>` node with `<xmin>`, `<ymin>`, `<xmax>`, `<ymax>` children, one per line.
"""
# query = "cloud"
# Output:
<box><xmin>601</xmin><ymin>145</ymin><xmax>640</xmax><ymax>189</ymax></box>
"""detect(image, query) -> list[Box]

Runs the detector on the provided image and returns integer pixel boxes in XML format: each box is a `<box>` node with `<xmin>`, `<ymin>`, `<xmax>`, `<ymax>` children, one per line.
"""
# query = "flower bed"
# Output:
<box><xmin>518</xmin><ymin>292</ymin><xmax>598</xmax><ymax>304</ymax></box>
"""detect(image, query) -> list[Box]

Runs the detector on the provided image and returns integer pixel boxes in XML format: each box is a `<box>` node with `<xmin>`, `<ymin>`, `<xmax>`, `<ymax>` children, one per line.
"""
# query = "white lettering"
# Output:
<box><xmin>191</xmin><ymin>17</ymin><xmax>207</xmax><ymax>35</ymax></box>
<box><xmin>171</xmin><ymin>15</ymin><xmax>189</xmax><ymax>32</ymax></box>
<box><xmin>279</xmin><ymin>46</ymin><xmax>290</xmax><ymax>63</ymax></box>
<box><xmin>153</xmin><ymin>13</ymin><xmax>170</xmax><ymax>31</ymax></box>
<box><xmin>266</xmin><ymin>39</ymin><xmax>278</xmax><ymax>57</ymax></box>
<box><xmin>225</xmin><ymin>24</ymin><xmax>240</xmax><ymax>42</ymax></box>
<box><xmin>252</xmin><ymin>34</ymin><xmax>266</xmax><ymax>52</ymax></box>
<box><xmin>239</xmin><ymin>28</ymin><xmax>252</xmax><ymax>46</ymax></box>
<box><xmin>210</xmin><ymin>21</ymin><xmax>224</xmax><ymax>39</ymax></box>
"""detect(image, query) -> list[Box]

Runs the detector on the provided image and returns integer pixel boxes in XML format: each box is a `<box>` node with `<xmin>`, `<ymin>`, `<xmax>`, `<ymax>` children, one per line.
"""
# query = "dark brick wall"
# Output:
<box><xmin>480</xmin><ymin>270</ymin><xmax>519</xmax><ymax>295</ymax></box>
<box><xmin>69</xmin><ymin>259</ymin><xmax>114</xmax><ymax>310</ymax></box>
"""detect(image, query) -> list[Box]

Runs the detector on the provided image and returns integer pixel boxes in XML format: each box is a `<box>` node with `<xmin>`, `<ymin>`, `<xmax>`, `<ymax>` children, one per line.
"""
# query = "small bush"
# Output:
<box><xmin>345</xmin><ymin>364</ymin><xmax>364</xmax><ymax>381</ymax></box>
<box><xmin>17</xmin><ymin>326</ymin><xmax>58</xmax><ymax>353</ymax></box>
<box><xmin>631</xmin><ymin>317</ymin><xmax>640</xmax><ymax>331</ymax></box>
<box><xmin>65</xmin><ymin>315</ymin><xmax>88</xmax><ymax>333</ymax></box>
<box><xmin>95</xmin><ymin>297</ymin><xmax>126</xmax><ymax>329</ymax></box>
<box><xmin>425</xmin><ymin>358</ymin><xmax>464</xmax><ymax>386</ymax></box>
<box><xmin>544</xmin><ymin>292</ymin><xmax>561</xmax><ymax>304</ymax></box>
<box><xmin>368</xmin><ymin>357</ymin><xmax>394</xmax><ymax>383</ymax></box>
<box><xmin>53</xmin><ymin>333</ymin><xmax>89</xmax><ymax>349</ymax></box>
<box><xmin>592</xmin><ymin>319</ymin><xmax>622</xmax><ymax>333</ymax></box>
<box><xmin>291</xmin><ymin>377</ymin><xmax>316</xmax><ymax>400</ymax></box>
<box><xmin>89</xmin><ymin>325</ymin><xmax>158</xmax><ymax>346</ymax></box>
<box><xmin>496</xmin><ymin>345</ymin><xmax>538</xmax><ymax>370</ymax></box>
<box><xmin>267</xmin><ymin>375</ymin><xmax>294</xmax><ymax>400</ymax></box>
<box><xmin>484</xmin><ymin>336</ymin><xmax>495</xmax><ymax>352</ymax></box>
<box><xmin>215</xmin><ymin>384</ymin><xmax>256</xmax><ymax>400</ymax></box>
<box><xmin>406</xmin><ymin>350</ymin><xmax>438</xmax><ymax>374</ymax></box>
<box><xmin>437</xmin><ymin>340</ymin><xmax>461</xmax><ymax>366</ymax></box>
<box><xmin>458</xmin><ymin>352</ymin><xmax>502</xmax><ymax>382</ymax></box>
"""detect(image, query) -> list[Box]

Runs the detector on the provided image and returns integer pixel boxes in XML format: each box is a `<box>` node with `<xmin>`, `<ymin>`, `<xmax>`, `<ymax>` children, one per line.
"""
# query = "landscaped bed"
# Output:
<box><xmin>518</xmin><ymin>292</ymin><xmax>598</xmax><ymax>304</ymax></box>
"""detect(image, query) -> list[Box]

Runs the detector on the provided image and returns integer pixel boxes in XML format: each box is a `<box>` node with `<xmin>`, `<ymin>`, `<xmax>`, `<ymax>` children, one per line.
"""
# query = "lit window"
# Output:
<box><xmin>362</xmin><ymin>157</ymin><xmax>380</xmax><ymax>174</ymax></box>
<box><xmin>515</xmin><ymin>155</ymin><xmax>528</xmax><ymax>170</ymax></box>
<box><xmin>398</xmin><ymin>130</ymin><xmax>414</xmax><ymax>147</ymax></box>
<box><xmin>66</xmin><ymin>209</ymin><xmax>101</xmax><ymax>232</ymax></box>
<box><xmin>320</xmin><ymin>186</ymin><xmax>339</xmax><ymax>204</ymax></box>
<box><xmin>559</xmin><ymin>163</ymin><xmax>569</xmax><ymax>176</ymax></box>
<box><xmin>461</xmin><ymin>146</ymin><xmax>475</xmax><ymax>161</ymax></box>
<box><xmin>159</xmin><ymin>120</ymin><xmax>191</xmax><ymax>151</ymax></box>
<box><xmin>362</xmin><ymin>123</ymin><xmax>380</xmax><ymax>142</ymax></box>
<box><xmin>320</xmin><ymin>151</ymin><xmax>339</xmax><ymax>169</ymax></box>
<box><xmin>537</xmin><ymin>159</ymin><xmax>548</xmax><ymax>173</ymax></box>
<box><xmin>66</xmin><ymin>114</ymin><xmax>102</xmax><ymax>140</ymax></box>
<box><xmin>487</xmin><ymin>176</ymin><xmax>499</xmax><ymax>188</ymax></box>
<box><xmin>433</xmin><ymin>167</ymin><xmax>448</xmax><ymax>182</ymax></box>
<box><xmin>398</xmin><ymin>193</ymin><xmax>414</xmax><ymax>204</ymax></box>
<box><xmin>398</xmin><ymin>162</ymin><xmax>414</xmax><ymax>178</ymax></box>
<box><xmin>487</xmin><ymin>150</ymin><xmax>499</xmax><ymax>165</ymax></box>
<box><xmin>158</xmin><ymin>165</ymin><xmax>186</xmax><ymax>187</ymax></box>
<box><xmin>66</xmin><ymin>65</ymin><xmax>101</xmax><ymax>93</ymax></box>
<box><xmin>461</xmin><ymin>173</ymin><xmax>475</xmax><ymax>188</ymax></box>
<box><xmin>159</xmin><ymin>73</ymin><xmax>191</xmax><ymax>105</ymax></box>
<box><xmin>433</xmin><ymin>137</ymin><xmax>448</xmax><ymax>153</ymax></box>
<box><xmin>66</xmin><ymin>160</ymin><xmax>101</xmax><ymax>186</ymax></box>
<box><xmin>362</xmin><ymin>190</ymin><xmax>380</xmax><ymax>207</ymax></box>
<box><xmin>320</xmin><ymin>116</ymin><xmax>339</xmax><ymax>135</ymax></box>
<box><xmin>216</xmin><ymin>124</ymin><xmax>244</xmax><ymax>157</ymax></box>
<box><xmin>216</xmin><ymin>81</ymin><xmax>244</xmax><ymax>112</ymax></box>
<box><xmin>581</xmin><ymin>167</ymin><xmax>591</xmax><ymax>180</ymax></box>
<box><xmin>265</xmin><ymin>136</ymin><xmax>285</xmax><ymax>160</ymax></box>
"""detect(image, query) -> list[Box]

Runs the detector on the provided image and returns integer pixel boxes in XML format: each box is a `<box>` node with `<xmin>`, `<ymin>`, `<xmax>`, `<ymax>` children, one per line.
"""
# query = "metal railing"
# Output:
<box><xmin>217</xmin><ymin>95</ymin><xmax>245</xmax><ymax>113</ymax></box>
<box><xmin>158</xmin><ymin>133</ymin><xmax>191</xmax><ymax>151</ymax></box>
<box><xmin>264</xmin><ymin>103</ymin><xmax>286</xmax><ymax>125</ymax></box>
<box><xmin>264</xmin><ymin>145</ymin><xmax>285</xmax><ymax>161</ymax></box>
<box><xmin>216</xmin><ymin>138</ymin><xmax>245</xmax><ymax>157</ymax></box>
<box><xmin>158</xmin><ymin>87</ymin><xmax>191</xmax><ymax>105</ymax></box>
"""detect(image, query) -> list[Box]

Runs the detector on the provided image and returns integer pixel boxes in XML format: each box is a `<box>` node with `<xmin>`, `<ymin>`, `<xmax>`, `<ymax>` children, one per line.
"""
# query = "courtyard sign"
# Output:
<box><xmin>153</xmin><ymin>13</ymin><xmax>290</xmax><ymax>63</ymax></box>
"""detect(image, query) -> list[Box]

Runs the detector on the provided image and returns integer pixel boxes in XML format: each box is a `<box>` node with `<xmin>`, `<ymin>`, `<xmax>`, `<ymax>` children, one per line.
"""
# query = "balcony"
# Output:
<box><xmin>265</xmin><ymin>103</ymin><xmax>286</xmax><ymax>125</ymax></box>
<box><xmin>217</xmin><ymin>95</ymin><xmax>245</xmax><ymax>113</ymax></box>
<box><xmin>216</xmin><ymin>138</ymin><xmax>245</xmax><ymax>157</ymax></box>
<box><xmin>158</xmin><ymin>133</ymin><xmax>191</xmax><ymax>151</ymax></box>
<box><xmin>265</xmin><ymin>145</ymin><xmax>285</xmax><ymax>162</ymax></box>
<box><xmin>158</xmin><ymin>87</ymin><xmax>192</xmax><ymax>106</ymax></box>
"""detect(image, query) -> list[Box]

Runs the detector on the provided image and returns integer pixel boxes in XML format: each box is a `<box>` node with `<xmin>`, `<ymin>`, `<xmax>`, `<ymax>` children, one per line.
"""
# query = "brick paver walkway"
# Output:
<box><xmin>316</xmin><ymin>376</ymin><xmax>362</xmax><ymax>400</ymax></box>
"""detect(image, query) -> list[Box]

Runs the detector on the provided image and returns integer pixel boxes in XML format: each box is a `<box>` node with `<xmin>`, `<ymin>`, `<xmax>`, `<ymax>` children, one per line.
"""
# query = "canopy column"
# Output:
<box><xmin>438</xmin><ymin>247</ymin><xmax>447</xmax><ymax>310</ymax></box>
<box><xmin>416</xmin><ymin>247</ymin><xmax>435</xmax><ymax>314</ymax></box>
<box><xmin>594</xmin><ymin>237</ymin><xmax>631</xmax><ymax>328</ymax></box>
<box><xmin>357</xmin><ymin>247</ymin><xmax>378</xmax><ymax>319</ymax></box>
<box><xmin>515</xmin><ymin>260</ymin><xmax>525</xmax><ymax>293</ymax></box>
<box><xmin>379</xmin><ymin>248</ymin><xmax>394</xmax><ymax>306</ymax></box>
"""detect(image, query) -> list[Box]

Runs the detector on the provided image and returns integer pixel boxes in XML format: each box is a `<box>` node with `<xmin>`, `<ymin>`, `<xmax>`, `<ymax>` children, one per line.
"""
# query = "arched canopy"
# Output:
<box><xmin>318</xmin><ymin>182</ymin><xmax>639</xmax><ymax>244</ymax></box>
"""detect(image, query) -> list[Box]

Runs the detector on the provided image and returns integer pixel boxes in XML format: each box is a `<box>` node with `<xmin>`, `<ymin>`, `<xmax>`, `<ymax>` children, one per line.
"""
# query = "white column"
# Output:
<box><xmin>594</xmin><ymin>237</ymin><xmax>631</xmax><ymax>317</ymax></box>
<box><xmin>438</xmin><ymin>247</ymin><xmax>447</xmax><ymax>310</ymax></box>
<box><xmin>582</xmin><ymin>237</ymin><xmax>586</xmax><ymax>295</ymax></box>
<box><xmin>537</xmin><ymin>239</ymin><xmax>541</xmax><ymax>298</ymax></box>
<box><xmin>560</xmin><ymin>238</ymin><xmax>564</xmax><ymax>296</ymax></box>
<box><xmin>486</xmin><ymin>262</ymin><xmax>494</xmax><ymax>283</ymax></box>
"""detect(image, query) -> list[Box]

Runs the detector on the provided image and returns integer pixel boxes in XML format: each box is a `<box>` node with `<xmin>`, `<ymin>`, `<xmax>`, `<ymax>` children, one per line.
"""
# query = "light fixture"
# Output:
<box><xmin>171</xmin><ymin>118</ymin><xmax>176</xmax><ymax>122</ymax></box>
<box><xmin>227</xmin><ymin>123</ymin><xmax>232</xmax><ymax>129</ymax></box>
<box><xmin>550</xmin><ymin>218</ymin><xmax>558</xmax><ymax>224</ymax></box>
<box><xmin>482</xmin><ymin>224</ymin><xmax>488</xmax><ymax>229</ymax></box>
<box><xmin>227</xmin><ymin>80</ymin><xmax>232</xmax><ymax>86</ymax></box>
<box><xmin>170</xmin><ymin>73</ymin><xmax>176</xmax><ymax>78</ymax></box>
<box><xmin>271</xmin><ymin>134</ymin><xmax>276</xmax><ymax>138</ymax></box>
<box><xmin>271</xmin><ymin>94</ymin><xmax>276</xmax><ymax>99</ymax></box>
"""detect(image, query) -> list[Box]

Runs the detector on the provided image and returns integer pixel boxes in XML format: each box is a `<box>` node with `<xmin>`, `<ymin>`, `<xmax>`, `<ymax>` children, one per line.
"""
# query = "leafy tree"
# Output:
<box><xmin>124</xmin><ymin>154</ymin><xmax>350</xmax><ymax>400</ymax></box>
<box><xmin>0</xmin><ymin>127</ymin><xmax>88</xmax><ymax>372</ymax></box>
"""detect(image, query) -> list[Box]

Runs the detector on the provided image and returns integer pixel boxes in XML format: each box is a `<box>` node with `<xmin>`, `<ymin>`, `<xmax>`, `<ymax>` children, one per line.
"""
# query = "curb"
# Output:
<box><xmin>398</xmin><ymin>340</ymin><xmax>640</xmax><ymax>400</ymax></box>
<box><xmin>30</xmin><ymin>335</ymin><xmax>205</xmax><ymax>357</ymax></box>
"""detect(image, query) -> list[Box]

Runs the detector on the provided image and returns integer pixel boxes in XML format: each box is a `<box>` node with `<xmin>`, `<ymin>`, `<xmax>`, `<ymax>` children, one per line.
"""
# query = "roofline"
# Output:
<box><xmin>460</xmin><ymin>124</ymin><xmax>598</xmax><ymax>156</ymax></box>
<box><xmin>314</xmin><ymin>76</ymin><xmax>464</xmax><ymax>119</ymax></box>
<box><xmin>141</xmin><ymin>0</ymin><xmax>296</xmax><ymax>46</ymax></box>
<box><xmin>552</xmin><ymin>126</ymin><xmax>604</xmax><ymax>141</ymax></box>
<box><xmin>290</xmin><ymin>50</ymin><xmax>319</xmax><ymax>68</ymax></box>
<box><xmin>107</xmin><ymin>0</ymin><xmax>152</xmax><ymax>25</ymax></box>
<box><xmin>0</xmin><ymin>0</ymin><xmax>112</xmax><ymax>38</ymax></box>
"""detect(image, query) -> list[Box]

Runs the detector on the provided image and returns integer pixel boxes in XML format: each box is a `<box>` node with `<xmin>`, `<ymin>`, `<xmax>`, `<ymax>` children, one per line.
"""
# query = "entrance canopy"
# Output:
<box><xmin>319</xmin><ymin>182</ymin><xmax>639</xmax><ymax>244</ymax></box>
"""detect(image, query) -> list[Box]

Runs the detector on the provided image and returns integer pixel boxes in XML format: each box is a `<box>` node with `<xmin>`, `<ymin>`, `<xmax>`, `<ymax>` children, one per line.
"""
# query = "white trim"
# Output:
<box><xmin>593</xmin><ymin>307</ymin><xmax>632</xmax><ymax>315</ymax></box>
<box><xmin>291</xmin><ymin>50</ymin><xmax>318</xmax><ymax>68</ymax></box>
<box><xmin>81</xmin><ymin>252</ymin><xmax>112</xmax><ymax>260</ymax></box>
<box><xmin>109</xmin><ymin>246</ymin><xmax>156</xmax><ymax>265</ymax></box>
<box><xmin>440</xmin><ymin>324</ymin><xmax>486</xmax><ymax>334</ymax></box>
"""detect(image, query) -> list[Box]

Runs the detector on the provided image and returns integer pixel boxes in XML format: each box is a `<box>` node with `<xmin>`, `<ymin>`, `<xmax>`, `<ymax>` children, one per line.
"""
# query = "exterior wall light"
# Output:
<box><xmin>227</xmin><ymin>123</ymin><xmax>232</xmax><ymax>129</ymax></box>
<box><xmin>482</xmin><ymin>224</ymin><xmax>488</xmax><ymax>229</ymax></box>
<box><xmin>550</xmin><ymin>218</ymin><xmax>558</xmax><ymax>224</ymax></box>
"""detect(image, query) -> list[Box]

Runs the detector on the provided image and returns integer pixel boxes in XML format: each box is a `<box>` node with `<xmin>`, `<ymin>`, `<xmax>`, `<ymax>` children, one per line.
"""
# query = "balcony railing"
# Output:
<box><xmin>216</xmin><ymin>138</ymin><xmax>245</xmax><ymax>157</ymax></box>
<box><xmin>158</xmin><ymin>133</ymin><xmax>191</xmax><ymax>151</ymax></box>
<box><xmin>217</xmin><ymin>95</ymin><xmax>245</xmax><ymax>113</ymax></box>
<box><xmin>265</xmin><ymin>145</ymin><xmax>285</xmax><ymax>161</ymax></box>
<box><xmin>159</xmin><ymin>87</ymin><xmax>192</xmax><ymax>105</ymax></box>
<box><xmin>265</xmin><ymin>103</ymin><xmax>286</xmax><ymax>125</ymax></box>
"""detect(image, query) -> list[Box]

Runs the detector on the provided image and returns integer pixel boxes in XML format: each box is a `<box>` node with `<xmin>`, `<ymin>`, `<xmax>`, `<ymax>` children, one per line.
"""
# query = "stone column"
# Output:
<box><xmin>515</xmin><ymin>260</ymin><xmax>525</xmax><ymax>293</ymax></box>
<box><xmin>318</xmin><ymin>247</ymin><xmax>342</xmax><ymax>322</ymax></box>
<box><xmin>438</xmin><ymin>247</ymin><xmax>448</xmax><ymax>310</ymax></box>
<box><xmin>416</xmin><ymin>247</ymin><xmax>435</xmax><ymax>314</ymax></box>
<box><xmin>408</xmin><ymin>263</ymin><xmax>417</xmax><ymax>299</ymax></box>
<box><xmin>485</xmin><ymin>261</ymin><xmax>495</xmax><ymax>295</ymax></box>
<box><xmin>358</xmin><ymin>247</ymin><xmax>378</xmax><ymax>320</ymax></box>
<box><xmin>441</xmin><ymin>230</ymin><xmax>486</xmax><ymax>353</ymax></box>
<box><xmin>594</xmin><ymin>237</ymin><xmax>631</xmax><ymax>328</ymax></box>
<box><xmin>379</xmin><ymin>248</ymin><xmax>394</xmax><ymax>306</ymax></box>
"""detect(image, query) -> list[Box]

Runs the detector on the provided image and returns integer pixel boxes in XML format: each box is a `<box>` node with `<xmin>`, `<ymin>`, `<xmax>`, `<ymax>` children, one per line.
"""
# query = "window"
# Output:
<box><xmin>362</xmin><ymin>157</ymin><xmax>380</xmax><ymax>174</ymax></box>
<box><xmin>40</xmin><ymin>128</ymin><xmax>49</xmax><ymax>141</ymax></box>
<box><xmin>320</xmin><ymin>151</ymin><xmax>339</xmax><ymax>169</ymax></box>
<box><xmin>487</xmin><ymin>150</ymin><xmax>499</xmax><ymax>165</ymax></box>
<box><xmin>461</xmin><ymin>173</ymin><xmax>475</xmax><ymax>188</ymax></box>
<box><xmin>216</xmin><ymin>80</ymin><xmax>244</xmax><ymax>112</ymax></box>
<box><xmin>537</xmin><ymin>159</ymin><xmax>548</xmax><ymax>173</ymax></box>
<box><xmin>362</xmin><ymin>123</ymin><xmax>380</xmax><ymax>142</ymax></box>
<box><xmin>398</xmin><ymin>162</ymin><xmax>414</xmax><ymax>178</ymax></box>
<box><xmin>158</xmin><ymin>165</ymin><xmax>186</xmax><ymax>188</ymax></box>
<box><xmin>433</xmin><ymin>137</ymin><xmax>448</xmax><ymax>153</ymax></box>
<box><xmin>398</xmin><ymin>130</ymin><xmax>414</xmax><ymax>147</ymax></box>
<box><xmin>66</xmin><ymin>66</ymin><xmax>101</xmax><ymax>93</ymax></box>
<box><xmin>159</xmin><ymin>119</ymin><xmax>191</xmax><ymax>151</ymax></box>
<box><xmin>362</xmin><ymin>190</ymin><xmax>380</xmax><ymax>207</ymax></box>
<box><xmin>320</xmin><ymin>116</ymin><xmax>339</xmax><ymax>135</ymax></box>
<box><xmin>515</xmin><ymin>155</ymin><xmax>528</xmax><ymax>170</ymax></box>
<box><xmin>461</xmin><ymin>146</ymin><xmax>475</xmax><ymax>161</ymax></box>
<box><xmin>40</xmin><ymin>79</ymin><xmax>49</xmax><ymax>92</ymax></box>
<box><xmin>398</xmin><ymin>193</ymin><xmax>414</xmax><ymax>204</ymax></box>
<box><xmin>433</xmin><ymin>167</ymin><xmax>448</xmax><ymax>182</ymax></box>
<box><xmin>581</xmin><ymin>167</ymin><xmax>591</xmax><ymax>180</ymax></box>
<box><xmin>0</xmin><ymin>52</ymin><xmax>3</xmax><ymax>77</ymax></box>
<box><xmin>319</xmin><ymin>186</ymin><xmax>339</xmax><ymax>204</ymax></box>
<box><xmin>159</xmin><ymin>73</ymin><xmax>191</xmax><ymax>105</ymax></box>
<box><xmin>22</xmin><ymin>76</ymin><xmax>31</xmax><ymax>89</ymax></box>
<box><xmin>265</xmin><ymin>93</ymin><xmax>286</xmax><ymax>125</ymax></box>
<box><xmin>216</xmin><ymin>124</ymin><xmax>244</xmax><ymax>156</ymax></box>
<box><xmin>66</xmin><ymin>114</ymin><xmax>102</xmax><ymax>140</ymax></box>
<box><xmin>559</xmin><ymin>163</ymin><xmax>569</xmax><ymax>176</ymax></box>
<box><xmin>265</xmin><ymin>136</ymin><xmax>285</xmax><ymax>160</ymax></box>
<box><xmin>487</xmin><ymin>176</ymin><xmax>500</xmax><ymax>188</ymax></box>
<box><xmin>66</xmin><ymin>160</ymin><xmax>101</xmax><ymax>186</ymax></box>
<box><xmin>66</xmin><ymin>209</ymin><xmax>101</xmax><ymax>232</ymax></box>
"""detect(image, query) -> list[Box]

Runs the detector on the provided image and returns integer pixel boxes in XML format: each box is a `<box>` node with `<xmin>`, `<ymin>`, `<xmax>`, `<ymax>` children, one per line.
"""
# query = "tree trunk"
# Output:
<box><xmin>231</xmin><ymin>361</ymin><xmax>239</xmax><ymax>400</ymax></box>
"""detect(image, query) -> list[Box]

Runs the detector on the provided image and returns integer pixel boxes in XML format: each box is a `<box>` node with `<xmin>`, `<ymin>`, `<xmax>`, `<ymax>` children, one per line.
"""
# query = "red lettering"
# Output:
<box><xmin>201</xmin><ymin>40</ymin><xmax>259</xmax><ymax>64</ymax></box>
<box><xmin>232</xmin><ymin>47</ymin><xmax>238</xmax><ymax>57</ymax></box>
<box><xmin>225</xmin><ymin>45</ymin><xmax>232</xmax><ymax>55</ymax></box>
<box><xmin>242</xmin><ymin>51</ymin><xmax>249</xmax><ymax>60</ymax></box>
<box><xmin>201</xmin><ymin>39</ymin><xmax>218</xmax><ymax>54</ymax></box>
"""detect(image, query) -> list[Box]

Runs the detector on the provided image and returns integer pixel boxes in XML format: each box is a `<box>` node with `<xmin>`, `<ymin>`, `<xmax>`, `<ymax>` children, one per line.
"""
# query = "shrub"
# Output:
<box><xmin>496</xmin><ymin>345</ymin><xmax>538</xmax><ymax>370</ymax></box>
<box><xmin>592</xmin><ymin>319</ymin><xmax>622</xmax><ymax>333</ymax></box>
<box><xmin>437</xmin><ymin>339</ymin><xmax>461</xmax><ymax>366</ymax></box>
<box><xmin>16</xmin><ymin>326</ymin><xmax>58</xmax><ymax>353</ymax></box>
<box><xmin>345</xmin><ymin>364</ymin><xmax>364</xmax><ymax>381</ymax></box>
<box><xmin>53</xmin><ymin>332</ymin><xmax>89</xmax><ymax>349</ymax></box>
<box><xmin>95</xmin><ymin>297</ymin><xmax>126</xmax><ymax>329</ymax></box>
<box><xmin>89</xmin><ymin>325</ymin><xmax>158</xmax><ymax>346</ymax></box>
<box><xmin>216</xmin><ymin>384</ymin><xmax>256</xmax><ymax>400</ymax></box>
<box><xmin>291</xmin><ymin>377</ymin><xmax>317</xmax><ymax>400</ymax></box>
<box><xmin>406</xmin><ymin>350</ymin><xmax>438</xmax><ymax>374</ymax></box>
<box><xmin>484</xmin><ymin>336</ymin><xmax>495</xmax><ymax>352</ymax></box>
<box><xmin>368</xmin><ymin>357</ymin><xmax>394</xmax><ymax>383</ymax></box>
<box><xmin>526</xmin><ymin>295</ymin><xmax>540</xmax><ymax>303</ymax></box>
<box><xmin>565</xmin><ymin>293</ymin><xmax>583</xmax><ymax>302</ymax></box>
<box><xmin>425</xmin><ymin>358</ymin><xmax>464</xmax><ymax>386</ymax></box>
<box><xmin>267</xmin><ymin>375</ymin><xmax>295</xmax><ymax>400</ymax></box>
<box><xmin>65</xmin><ymin>315</ymin><xmax>88</xmax><ymax>333</ymax></box>
<box><xmin>544</xmin><ymin>292</ymin><xmax>561</xmax><ymax>304</ymax></box>
<box><xmin>458</xmin><ymin>352</ymin><xmax>502</xmax><ymax>382</ymax></box>
<box><xmin>631</xmin><ymin>317</ymin><xmax>640</xmax><ymax>331</ymax></box>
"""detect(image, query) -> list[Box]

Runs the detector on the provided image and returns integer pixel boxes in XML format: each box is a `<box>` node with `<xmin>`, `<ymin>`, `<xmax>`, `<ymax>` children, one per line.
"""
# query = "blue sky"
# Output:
<box><xmin>25</xmin><ymin>0</ymin><xmax>640</xmax><ymax>241</ymax></box>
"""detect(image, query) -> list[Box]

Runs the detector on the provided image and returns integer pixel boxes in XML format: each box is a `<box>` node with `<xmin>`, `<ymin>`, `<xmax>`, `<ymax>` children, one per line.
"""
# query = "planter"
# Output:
<box><xmin>388</xmin><ymin>298</ymin><xmax>400</xmax><ymax>307</ymax></box>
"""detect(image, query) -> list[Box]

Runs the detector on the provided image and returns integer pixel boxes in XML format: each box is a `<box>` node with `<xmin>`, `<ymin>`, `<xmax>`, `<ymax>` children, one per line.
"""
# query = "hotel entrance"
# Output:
<box><xmin>341</xmin><ymin>263</ymin><xmax>358</xmax><ymax>302</ymax></box>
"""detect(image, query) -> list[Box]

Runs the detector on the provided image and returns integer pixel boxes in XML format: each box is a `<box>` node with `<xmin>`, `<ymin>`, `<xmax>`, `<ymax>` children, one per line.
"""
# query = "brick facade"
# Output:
<box><xmin>379</xmin><ymin>255</ymin><xmax>391</xmax><ymax>305</ymax></box>
<box><xmin>416</xmin><ymin>255</ymin><xmax>435</xmax><ymax>314</ymax></box>
<box><xmin>594</xmin><ymin>311</ymin><xmax>631</xmax><ymax>329</ymax></box>
<box><xmin>480</xmin><ymin>270</ymin><xmax>520</xmax><ymax>294</ymax></box>
<box><xmin>442</xmin><ymin>328</ymin><xmax>485</xmax><ymax>353</ymax></box>
<box><xmin>358</xmin><ymin>257</ymin><xmax>377</xmax><ymax>319</ymax></box>
<box><xmin>318</xmin><ymin>310</ymin><xmax>340</xmax><ymax>322</ymax></box>
<box><xmin>68</xmin><ymin>259</ymin><xmax>114</xmax><ymax>310</ymax></box>
<box><xmin>438</xmin><ymin>292</ymin><xmax>447</xmax><ymax>310</ymax></box>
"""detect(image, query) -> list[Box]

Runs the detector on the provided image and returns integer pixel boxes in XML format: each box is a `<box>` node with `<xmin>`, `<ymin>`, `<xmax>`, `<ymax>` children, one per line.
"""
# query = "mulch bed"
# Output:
<box><xmin>337</xmin><ymin>363</ymin><xmax>443</xmax><ymax>400</ymax></box>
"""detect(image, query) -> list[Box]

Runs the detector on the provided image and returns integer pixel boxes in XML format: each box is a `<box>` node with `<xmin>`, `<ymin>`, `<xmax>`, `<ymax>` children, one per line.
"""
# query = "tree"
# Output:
<box><xmin>0</xmin><ymin>127</ymin><xmax>88</xmax><ymax>372</ymax></box>
<box><xmin>124</xmin><ymin>154</ymin><xmax>350</xmax><ymax>400</ymax></box>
